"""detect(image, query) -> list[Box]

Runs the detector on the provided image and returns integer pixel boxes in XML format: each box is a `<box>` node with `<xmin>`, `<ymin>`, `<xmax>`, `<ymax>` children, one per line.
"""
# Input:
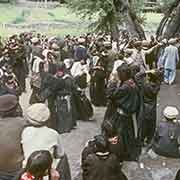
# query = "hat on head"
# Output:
<box><xmin>161</xmin><ymin>38</ymin><xmax>168</xmax><ymax>44</ymax></box>
<box><xmin>51</xmin><ymin>43</ymin><xmax>59</xmax><ymax>50</ymax></box>
<box><xmin>0</xmin><ymin>94</ymin><xmax>18</xmax><ymax>113</ymax></box>
<box><xmin>31</xmin><ymin>37</ymin><xmax>39</xmax><ymax>44</ymax></box>
<box><xmin>168</xmin><ymin>38</ymin><xmax>177</xmax><ymax>45</ymax></box>
<box><xmin>26</xmin><ymin>103</ymin><xmax>50</xmax><ymax>126</ymax></box>
<box><xmin>163</xmin><ymin>106</ymin><xmax>179</xmax><ymax>119</ymax></box>
<box><xmin>78</xmin><ymin>38</ymin><xmax>85</xmax><ymax>44</ymax></box>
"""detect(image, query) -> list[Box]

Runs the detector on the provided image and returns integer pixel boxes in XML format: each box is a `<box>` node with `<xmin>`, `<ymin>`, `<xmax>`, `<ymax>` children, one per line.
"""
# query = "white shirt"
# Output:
<box><xmin>112</xmin><ymin>60</ymin><xmax>124</xmax><ymax>74</ymax></box>
<box><xmin>21</xmin><ymin>126</ymin><xmax>64</xmax><ymax>168</ymax></box>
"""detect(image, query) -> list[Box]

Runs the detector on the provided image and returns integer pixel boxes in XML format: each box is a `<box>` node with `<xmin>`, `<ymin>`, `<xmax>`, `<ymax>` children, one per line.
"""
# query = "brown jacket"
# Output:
<box><xmin>0</xmin><ymin>117</ymin><xmax>26</xmax><ymax>172</ymax></box>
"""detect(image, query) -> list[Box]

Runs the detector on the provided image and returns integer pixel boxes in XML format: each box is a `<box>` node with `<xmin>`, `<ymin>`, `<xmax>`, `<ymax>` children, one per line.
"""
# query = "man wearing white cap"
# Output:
<box><xmin>21</xmin><ymin>103</ymin><xmax>71</xmax><ymax>180</ymax></box>
<box><xmin>162</xmin><ymin>38</ymin><xmax>179</xmax><ymax>85</ymax></box>
<box><xmin>152</xmin><ymin>106</ymin><xmax>180</xmax><ymax>158</ymax></box>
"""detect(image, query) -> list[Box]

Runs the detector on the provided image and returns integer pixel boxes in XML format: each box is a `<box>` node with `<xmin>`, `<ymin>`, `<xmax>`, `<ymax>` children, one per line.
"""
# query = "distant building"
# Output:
<box><xmin>144</xmin><ymin>0</ymin><xmax>161</xmax><ymax>13</ymax></box>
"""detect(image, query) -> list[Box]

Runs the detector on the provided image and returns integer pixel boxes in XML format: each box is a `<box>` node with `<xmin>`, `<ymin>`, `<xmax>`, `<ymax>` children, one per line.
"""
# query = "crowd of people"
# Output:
<box><xmin>0</xmin><ymin>30</ymin><xmax>180</xmax><ymax>180</ymax></box>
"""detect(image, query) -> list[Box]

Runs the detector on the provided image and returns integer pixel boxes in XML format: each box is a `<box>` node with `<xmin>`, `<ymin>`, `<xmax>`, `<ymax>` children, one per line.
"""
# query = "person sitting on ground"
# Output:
<box><xmin>152</xmin><ymin>106</ymin><xmax>180</xmax><ymax>158</ymax></box>
<box><xmin>13</xmin><ymin>150</ymin><xmax>59</xmax><ymax>180</ymax></box>
<box><xmin>21</xmin><ymin>103</ymin><xmax>71</xmax><ymax>180</ymax></box>
<box><xmin>81</xmin><ymin>134</ymin><xmax>128</xmax><ymax>180</ymax></box>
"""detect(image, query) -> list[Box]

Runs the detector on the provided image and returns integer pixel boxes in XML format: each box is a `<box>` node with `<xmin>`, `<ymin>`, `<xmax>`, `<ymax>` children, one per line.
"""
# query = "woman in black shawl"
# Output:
<box><xmin>103</xmin><ymin>63</ymin><xmax>141</xmax><ymax>161</ymax></box>
<box><xmin>40</xmin><ymin>63</ymin><xmax>77</xmax><ymax>133</ymax></box>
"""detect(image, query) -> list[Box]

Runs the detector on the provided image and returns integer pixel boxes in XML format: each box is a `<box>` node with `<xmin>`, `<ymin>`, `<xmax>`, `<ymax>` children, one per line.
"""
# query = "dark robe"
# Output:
<box><xmin>56</xmin><ymin>153</ymin><xmax>71</xmax><ymax>180</ymax></box>
<box><xmin>74</xmin><ymin>45</ymin><xmax>88</xmax><ymax>62</ymax></box>
<box><xmin>55</xmin><ymin>74</ymin><xmax>77</xmax><ymax>134</ymax></box>
<box><xmin>73</xmin><ymin>91</ymin><xmax>94</xmax><ymax>121</ymax></box>
<box><xmin>41</xmin><ymin>73</ymin><xmax>76</xmax><ymax>133</ymax></box>
<box><xmin>82</xmin><ymin>151</ymin><xmax>128</xmax><ymax>180</ymax></box>
<box><xmin>103</xmin><ymin>79</ymin><xmax>141</xmax><ymax>161</ymax></box>
<box><xmin>40</xmin><ymin>72</ymin><xmax>65</xmax><ymax>129</ymax></box>
<box><xmin>152</xmin><ymin>121</ymin><xmax>180</xmax><ymax>158</ymax></box>
<box><xmin>11</xmin><ymin>48</ymin><xmax>27</xmax><ymax>92</ymax></box>
<box><xmin>89</xmin><ymin>67</ymin><xmax>106</xmax><ymax>107</ymax></box>
<box><xmin>73</xmin><ymin>74</ymin><xmax>94</xmax><ymax>121</ymax></box>
<box><xmin>142</xmin><ymin>81</ymin><xmax>160</xmax><ymax>143</ymax></box>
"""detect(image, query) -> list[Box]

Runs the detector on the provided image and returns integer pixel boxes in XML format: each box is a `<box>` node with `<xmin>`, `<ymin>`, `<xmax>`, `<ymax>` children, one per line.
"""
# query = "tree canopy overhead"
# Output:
<box><xmin>67</xmin><ymin>0</ymin><xmax>180</xmax><ymax>40</ymax></box>
<box><xmin>67</xmin><ymin>0</ymin><xmax>146</xmax><ymax>40</ymax></box>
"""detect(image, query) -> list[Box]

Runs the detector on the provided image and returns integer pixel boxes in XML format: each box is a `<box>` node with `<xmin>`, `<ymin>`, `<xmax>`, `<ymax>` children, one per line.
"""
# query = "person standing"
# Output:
<box><xmin>162</xmin><ymin>38</ymin><xmax>179</xmax><ymax>85</ymax></box>
<box><xmin>104</xmin><ymin>63</ymin><xmax>141</xmax><ymax>161</ymax></box>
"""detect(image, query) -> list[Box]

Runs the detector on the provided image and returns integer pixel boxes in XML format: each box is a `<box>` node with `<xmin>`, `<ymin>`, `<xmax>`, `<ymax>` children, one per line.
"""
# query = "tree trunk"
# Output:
<box><xmin>125</xmin><ymin>10</ymin><xmax>146</xmax><ymax>40</ymax></box>
<box><xmin>156</xmin><ymin>0</ymin><xmax>180</xmax><ymax>39</ymax></box>
<box><xmin>114</xmin><ymin>0</ymin><xmax>146</xmax><ymax>40</ymax></box>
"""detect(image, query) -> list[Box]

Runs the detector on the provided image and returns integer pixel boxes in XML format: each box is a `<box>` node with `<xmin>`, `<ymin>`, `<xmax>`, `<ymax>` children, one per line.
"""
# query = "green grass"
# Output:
<box><xmin>144</xmin><ymin>12</ymin><xmax>163</xmax><ymax>32</ymax></box>
<box><xmin>0</xmin><ymin>4</ymin><xmax>164</xmax><ymax>37</ymax></box>
<box><xmin>0</xmin><ymin>5</ymin><xmax>85</xmax><ymax>23</ymax></box>
<box><xmin>0</xmin><ymin>4</ymin><xmax>90</xmax><ymax>37</ymax></box>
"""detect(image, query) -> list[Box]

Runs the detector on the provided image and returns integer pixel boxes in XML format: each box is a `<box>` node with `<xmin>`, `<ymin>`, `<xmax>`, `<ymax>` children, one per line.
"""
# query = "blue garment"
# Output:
<box><xmin>162</xmin><ymin>45</ymin><xmax>179</xmax><ymax>84</ymax></box>
<box><xmin>152</xmin><ymin>121</ymin><xmax>180</xmax><ymax>158</ymax></box>
<box><xmin>163</xmin><ymin>45</ymin><xmax>179</xmax><ymax>70</ymax></box>
<box><xmin>74</xmin><ymin>45</ymin><xmax>87</xmax><ymax>62</ymax></box>
<box><xmin>164</xmin><ymin>69</ymin><xmax>176</xmax><ymax>84</ymax></box>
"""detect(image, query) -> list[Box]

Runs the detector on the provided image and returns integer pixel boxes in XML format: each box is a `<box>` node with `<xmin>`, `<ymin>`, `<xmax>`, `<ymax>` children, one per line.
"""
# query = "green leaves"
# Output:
<box><xmin>66</xmin><ymin>0</ymin><xmax>145</xmax><ymax>33</ymax></box>
<box><xmin>66</xmin><ymin>0</ymin><xmax>120</xmax><ymax>32</ymax></box>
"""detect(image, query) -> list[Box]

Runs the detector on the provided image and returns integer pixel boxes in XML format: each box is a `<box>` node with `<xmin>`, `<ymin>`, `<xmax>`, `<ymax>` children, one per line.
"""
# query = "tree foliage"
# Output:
<box><xmin>66</xmin><ymin>0</ymin><xmax>146</xmax><ymax>40</ymax></box>
<box><xmin>156</xmin><ymin>0</ymin><xmax>180</xmax><ymax>38</ymax></box>
<box><xmin>67</xmin><ymin>0</ymin><xmax>121</xmax><ymax>33</ymax></box>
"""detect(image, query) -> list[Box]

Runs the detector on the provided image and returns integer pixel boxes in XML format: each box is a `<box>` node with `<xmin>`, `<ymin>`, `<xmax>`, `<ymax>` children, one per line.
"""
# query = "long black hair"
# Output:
<box><xmin>14</xmin><ymin>150</ymin><xmax>53</xmax><ymax>180</ymax></box>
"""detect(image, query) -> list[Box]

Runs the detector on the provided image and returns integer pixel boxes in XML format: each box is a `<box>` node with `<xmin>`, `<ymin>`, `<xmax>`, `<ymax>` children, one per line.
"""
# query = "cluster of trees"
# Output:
<box><xmin>66</xmin><ymin>0</ymin><xmax>180</xmax><ymax>39</ymax></box>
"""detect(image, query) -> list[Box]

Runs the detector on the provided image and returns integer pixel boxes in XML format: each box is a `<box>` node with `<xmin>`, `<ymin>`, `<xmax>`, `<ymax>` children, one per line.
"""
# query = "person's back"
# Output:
<box><xmin>152</xmin><ymin>121</ymin><xmax>180</xmax><ymax>158</ymax></box>
<box><xmin>0</xmin><ymin>117</ymin><xmax>25</xmax><ymax>171</ymax></box>
<box><xmin>83</xmin><ymin>153</ymin><xmax>127</xmax><ymax>180</ymax></box>
<box><xmin>0</xmin><ymin>94</ymin><xmax>26</xmax><ymax>179</ymax></box>
<box><xmin>152</xmin><ymin>106</ymin><xmax>180</xmax><ymax>158</ymax></box>
<box><xmin>21</xmin><ymin>103</ymin><xmax>71</xmax><ymax>180</ymax></box>
<box><xmin>22</xmin><ymin>126</ymin><xmax>63</xmax><ymax>167</ymax></box>
<box><xmin>82</xmin><ymin>135</ymin><xmax>128</xmax><ymax>180</ymax></box>
<box><xmin>164</xmin><ymin>44</ymin><xmax>179</xmax><ymax>70</ymax></box>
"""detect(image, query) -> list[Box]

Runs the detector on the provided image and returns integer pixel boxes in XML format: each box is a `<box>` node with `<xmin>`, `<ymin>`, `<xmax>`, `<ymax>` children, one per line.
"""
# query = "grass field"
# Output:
<box><xmin>0</xmin><ymin>4</ymin><xmax>163</xmax><ymax>37</ymax></box>
<box><xmin>0</xmin><ymin>5</ymin><xmax>83</xmax><ymax>23</ymax></box>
